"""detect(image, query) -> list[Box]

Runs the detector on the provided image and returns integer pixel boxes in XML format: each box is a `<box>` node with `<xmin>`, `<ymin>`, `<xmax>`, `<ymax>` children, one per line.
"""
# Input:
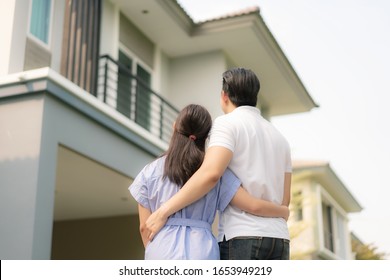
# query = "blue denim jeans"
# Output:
<box><xmin>219</xmin><ymin>236</ymin><xmax>290</xmax><ymax>260</ymax></box>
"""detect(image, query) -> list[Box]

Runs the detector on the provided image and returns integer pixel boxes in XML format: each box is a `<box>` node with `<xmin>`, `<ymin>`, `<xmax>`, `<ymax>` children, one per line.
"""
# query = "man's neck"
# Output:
<box><xmin>224</xmin><ymin>103</ymin><xmax>237</xmax><ymax>114</ymax></box>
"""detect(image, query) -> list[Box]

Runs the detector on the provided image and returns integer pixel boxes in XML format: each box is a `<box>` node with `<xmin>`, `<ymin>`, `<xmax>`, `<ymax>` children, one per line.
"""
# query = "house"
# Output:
<box><xmin>0</xmin><ymin>0</ymin><xmax>318</xmax><ymax>259</ymax></box>
<box><xmin>289</xmin><ymin>161</ymin><xmax>363</xmax><ymax>259</ymax></box>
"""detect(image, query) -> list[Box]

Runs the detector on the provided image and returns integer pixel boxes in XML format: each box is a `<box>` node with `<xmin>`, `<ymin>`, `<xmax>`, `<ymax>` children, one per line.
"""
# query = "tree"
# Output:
<box><xmin>352</xmin><ymin>239</ymin><xmax>388</xmax><ymax>260</ymax></box>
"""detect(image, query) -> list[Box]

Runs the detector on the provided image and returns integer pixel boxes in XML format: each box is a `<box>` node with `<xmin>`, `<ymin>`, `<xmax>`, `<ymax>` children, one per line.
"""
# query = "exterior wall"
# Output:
<box><xmin>52</xmin><ymin>215</ymin><xmax>144</xmax><ymax>260</ymax></box>
<box><xmin>50</xmin><ymin>0</ymin><xmax>66</xmax><ymax>72</ymax></box>
<box><xmin>311</xmin><ymin>183</ymin><xmax>324</xmax><ymax>259</ymax></box>
<box><xmin>41</xmin><ymin>93</ymin><xmax>154</xmax><ymax>178</ymax></box>
<box><xmin>0</xmin><ymin>0</ymin><xmax>28</xmax><ymax>75</ymax></box>
<box><xmin>0</xmin><ymin>85</ymin><xmax>161</xmax><ymax>259</ymax></box>
<box><xmin>41</xmin><ymin>91</ymin><xmax>157</xmax><ymax>260</ymax></box>
<box><xmin>0</xmin><ymin>0</ymin><xmax>65</xmax><ymax>75</ymax></box>
<box><xmin>93</xmin><ymin>3</ymin><xmax>240</xmax><ymax>120</ymax></box>
<box><xmin>169</xmin><ymin>51</ymin><xmax>227</xmax><ymax>119</ymax></box>
<box><xmin>290</xmin><ymin>177</ymin><xmax>355</xmax><ymax>260</ymax></box>
<box><xmin>119</xmin><ymin>13</ymin><xmax>154</xmax><ymax>69</ymax></box>
<box><xmin>98</xmin><ymin>4</ymin><xmax>232</xmax><ymax>120</ymax></box>
<box><xmin>0</xmin><ymin>0</ymin><xmax>12</xmax><ymax>74</ymax></box>
<box><xmin>0</xmin><ymin>95</ymin><xmax>45</xmax><ymax>259</ymax></box>
<box><xmin>0</xmin><ymin>0</ymin><xmax>16</xmax><ymax>75</ymax></box>
<box><xmin>289</xmin><ymin>179</ymin><xmax>318</xmax><ymax>259</ymax></box>
<box><xmin>100</xmin><ymin>0</ymin><xmax>119</xmax><ymax>59</ymax></box>
<box><xmin>153</xmin><ymin>48</ymin><xmax>171</xmax><ymax>100</ymax></box>
<box><xmin>24</xmin><ymin>37</ymin><xmax>52</xmax><ymax>70</ymax></box>
<box><xmin>24</xmin><ymin>0</ymin><xmax>65</xmax><ymax>72</ymax></box>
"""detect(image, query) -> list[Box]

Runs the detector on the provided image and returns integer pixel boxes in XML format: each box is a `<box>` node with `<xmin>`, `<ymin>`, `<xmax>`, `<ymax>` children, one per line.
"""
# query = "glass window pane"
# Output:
<box><xmin>136</xmin><ymin>64</ymin><xmax>151</xmax><ymax>130</ymax></box>
<box><xmin>30</xmin><ymin>0</ymin><xmax>51</xmax><ymax>44</ymax></box>
<box><xmin>117</xmin><ymin>50</ymin><xmax>133</xmax><ymax>118</ymax></box>
<box><xmin>322</xmin><ymin>203</ymin><xmax>334</xmax><ymax>252</ymax></box>
<box><xmin>137</xmin><ymin>65</ymin><xmax>151</xmax><ymax>86</ymax></box>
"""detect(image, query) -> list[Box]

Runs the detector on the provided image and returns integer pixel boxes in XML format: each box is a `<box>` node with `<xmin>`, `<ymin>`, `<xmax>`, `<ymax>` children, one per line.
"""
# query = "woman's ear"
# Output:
<box><xmin>172</xmin><ymin>121</ymin><xmax>176</xmax><ymax>129</ymax></box>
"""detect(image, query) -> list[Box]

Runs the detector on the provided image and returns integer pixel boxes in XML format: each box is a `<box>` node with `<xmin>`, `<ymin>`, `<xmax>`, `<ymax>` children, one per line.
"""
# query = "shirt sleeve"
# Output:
<box><xmin>217</xmin><ymin>168</ymin><xmax>241</xmax><ymax>212</ymax></box>
<box><xmin>285</xmin><ymin>142</ymin><xmax>292</xmax><ymax>173</ymax></box>
<box><xmin>129</xmin><ymin>167</ymin><xmax>150</xmax><ymax>210</ymax></box>
<box><xmin>208</xmin><ymin>115</ymin><xmax>236</xmax><ymax>152</ymax></box>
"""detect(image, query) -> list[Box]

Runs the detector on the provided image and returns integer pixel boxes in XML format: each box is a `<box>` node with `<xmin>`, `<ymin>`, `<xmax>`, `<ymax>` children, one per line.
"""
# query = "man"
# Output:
<box><xmin>145</xmin><ymin>68</ymin><xmax>292</xmax><ymax>259</ymax></box>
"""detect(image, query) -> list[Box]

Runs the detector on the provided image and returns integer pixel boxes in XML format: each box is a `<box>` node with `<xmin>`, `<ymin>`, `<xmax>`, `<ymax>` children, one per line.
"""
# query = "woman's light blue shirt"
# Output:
<box><xmin>129</xmin><ymin>156</ymin><xmax>241</xmax><ymax>259</ymax></box>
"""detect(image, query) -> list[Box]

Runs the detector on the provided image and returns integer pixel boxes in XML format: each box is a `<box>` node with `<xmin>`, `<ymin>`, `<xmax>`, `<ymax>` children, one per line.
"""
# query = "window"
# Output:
<box><xmin>322</xmin><ymin>202</ymin><xmax>334</xmax><ymax>252</ymax></box>
<box><xmin>117</xmin><ymin>49</ymin><xmax>152</xmax><ymax>130</ymax></box>
<box><xmin>135</xmin><ymin>64</ymin><xmax>151</xmax><ymax>130</ymax></box>
<box><xmin>29</xmin><ymin>0</ymin><xmax>52</xmax><ymax>45</ymax></box>
<box><xmin>321</xmin><ymin>200</ymin><xmax>349</xmax><ymax>258</ymax></box>
<box><xmin>117</xmin><ymin>51</ymin><xmax>133</xmax><ymax>118</ymax></box>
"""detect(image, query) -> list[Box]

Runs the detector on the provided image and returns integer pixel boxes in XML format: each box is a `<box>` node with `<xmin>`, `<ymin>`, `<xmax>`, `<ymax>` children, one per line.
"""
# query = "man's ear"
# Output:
<box><xmin>221</xmin><ymin>90</ymin><xmax>229</xmax><ymax>102</ymax></box>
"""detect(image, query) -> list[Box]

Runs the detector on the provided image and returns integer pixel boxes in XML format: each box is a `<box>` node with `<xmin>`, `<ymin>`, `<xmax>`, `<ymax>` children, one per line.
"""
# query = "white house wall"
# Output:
<box><xmin>49</xmin><ymin>0</ymin><xmax>66</xmax><ymax>73</ymax></box>
<box><xmin>153</xmin><ymin>48</ymin><xmax>170</xmax><ymax>100</ymax></box>
<box><xmin>0</xmin><ymin>0</ymin><xmax>65</xmax><ymax>76</ymax></box>
<box><xmin>0</xmin><ymin>0</ymin><xmax>16</xmax><ymax>75</ymax></box>
<box><xmin>169</xmin><ymin>50</ymin><xmax>227</xmax><ymax>119</ymax></box>
<box><xmin>0</xmin><ymin>0</ymin><xmax>28</xmax><ymax>75</ymax></box>
<box><xmin>290</xmin><ymin>179</ymin><xmax>318</xmax><ymax>259</ymax></box>
<box><xmin>100</xmin><ymin>0</ymin><xmax>120</xmax><ymax>59</ymax></box>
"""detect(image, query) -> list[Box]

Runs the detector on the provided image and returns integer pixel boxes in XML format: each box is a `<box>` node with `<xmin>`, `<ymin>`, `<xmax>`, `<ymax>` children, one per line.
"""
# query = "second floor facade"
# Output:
<box><xmin>1</xmin><ymin>0</ymin><xmax>317</xmax><ymax>146</ymax></box>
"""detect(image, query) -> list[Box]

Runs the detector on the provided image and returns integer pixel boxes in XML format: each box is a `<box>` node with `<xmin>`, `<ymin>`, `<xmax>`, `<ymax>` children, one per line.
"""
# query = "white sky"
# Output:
<box><xmin>178</xmin><ymin>0</ymin><xmax>390</xmax><ymax>258</ymax></box>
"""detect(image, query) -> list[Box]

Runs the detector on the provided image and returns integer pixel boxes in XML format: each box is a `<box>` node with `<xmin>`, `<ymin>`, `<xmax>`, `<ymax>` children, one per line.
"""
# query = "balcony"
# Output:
<box><xmin>97</xmin><ymin>55</ymin><xmax>179</xmax><ymax>143</ymax></box>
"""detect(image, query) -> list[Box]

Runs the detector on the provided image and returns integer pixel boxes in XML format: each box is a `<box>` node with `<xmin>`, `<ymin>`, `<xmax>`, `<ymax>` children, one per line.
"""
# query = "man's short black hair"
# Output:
<box><xmin>222</xmin><ymin>67</ymin><xmax>260</xmax><ymax>107</ymax></box>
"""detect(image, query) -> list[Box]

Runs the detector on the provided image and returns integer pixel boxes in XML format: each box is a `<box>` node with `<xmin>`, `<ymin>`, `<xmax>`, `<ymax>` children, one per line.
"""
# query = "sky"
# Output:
<box><xmin>177</xmin><ymin>0</ymin><xmax>390</xmax><ymax>258</ymax></box>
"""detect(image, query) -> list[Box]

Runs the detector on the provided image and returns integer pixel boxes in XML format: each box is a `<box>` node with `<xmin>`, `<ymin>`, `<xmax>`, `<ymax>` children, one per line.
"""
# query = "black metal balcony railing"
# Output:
<box><xmin>98</xmin><ymin>55</ymin><xmax>179</xmax><ymax>143</ymax></box>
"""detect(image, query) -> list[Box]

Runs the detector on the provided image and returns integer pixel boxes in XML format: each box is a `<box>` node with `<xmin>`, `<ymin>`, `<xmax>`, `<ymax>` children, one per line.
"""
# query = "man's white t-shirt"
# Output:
<box><xmin>208</xmin><ymin>106</ymin><xmax>292</xmax><ymax>241</ymax></box>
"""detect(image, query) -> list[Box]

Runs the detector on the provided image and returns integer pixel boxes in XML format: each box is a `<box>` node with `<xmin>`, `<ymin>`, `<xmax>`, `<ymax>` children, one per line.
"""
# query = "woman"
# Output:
<box><xmin>129</xmin><ymin>104</ymin><xmax>288</xmax><ymax>259</ymax></box>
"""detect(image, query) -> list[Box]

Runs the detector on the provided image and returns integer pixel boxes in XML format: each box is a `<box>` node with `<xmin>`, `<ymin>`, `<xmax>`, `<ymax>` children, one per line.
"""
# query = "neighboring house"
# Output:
<box><xmin>0</xmin><ymin>0</ymin><xmax>318</xmax><ymax>259</ymax></box>
<box><xmin>289</xmin><ymin>161</ymin><xmax>363</xmax><ymax>259</ymax></box>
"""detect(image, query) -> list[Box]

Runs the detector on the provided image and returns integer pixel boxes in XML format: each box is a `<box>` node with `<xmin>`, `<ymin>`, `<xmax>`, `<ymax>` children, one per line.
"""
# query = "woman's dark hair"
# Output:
<box><xmin>164</xmin><ymin>104</ymin><xmax>212</xmax><ymax>187</ymax></box>
<box><xmin>222</xmin><ymin>67</ymin><xmax>260</xmax><ymax>107</ymax></box>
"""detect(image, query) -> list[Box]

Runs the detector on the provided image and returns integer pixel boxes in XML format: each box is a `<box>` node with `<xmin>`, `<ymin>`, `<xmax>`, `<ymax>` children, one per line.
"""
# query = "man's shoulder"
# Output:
<box><xmin>214</xmin><ymin>110</ymin><xmax>242</xmax><ymax>123</ymax></box>
<box><xmin>213</xmin><ymin>113</ymin><xmax>233</xmax><ymax>126</ymax></box>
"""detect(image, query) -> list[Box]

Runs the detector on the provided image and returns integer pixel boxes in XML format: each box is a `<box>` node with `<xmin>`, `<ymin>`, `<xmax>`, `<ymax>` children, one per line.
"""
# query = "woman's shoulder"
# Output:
<box><xmin>140</xmin><ymin>156</ymin><xmax>166</xmax><ymax>177</ymax></box>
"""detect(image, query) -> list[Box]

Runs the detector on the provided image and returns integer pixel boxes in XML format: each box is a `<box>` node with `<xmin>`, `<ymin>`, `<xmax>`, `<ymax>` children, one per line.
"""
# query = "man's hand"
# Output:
<box><xmin>145</xmin><ymin>205</ymin><xmax>169</xmax><ymax>241</ymax></box>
